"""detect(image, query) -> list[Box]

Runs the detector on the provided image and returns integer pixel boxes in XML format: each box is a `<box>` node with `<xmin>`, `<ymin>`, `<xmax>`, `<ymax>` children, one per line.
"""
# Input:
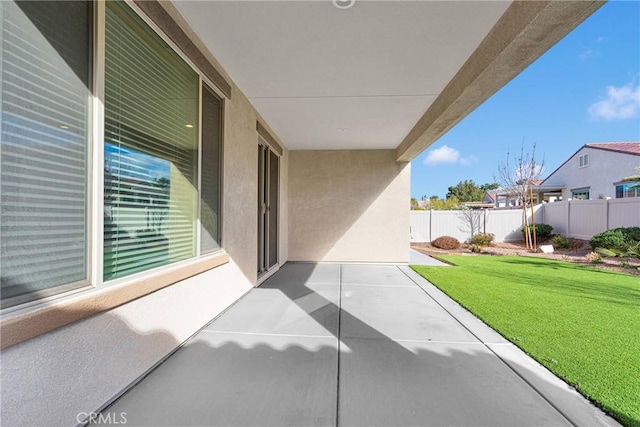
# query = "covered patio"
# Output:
<box><xmin>101</xmin><ymin>263</ymin><xmax>615</xmax><ymax>426</ymax></box>
<box><xmin>0</xmin><ymin>2</ymin><xmax>610</xmax><ymax>425</ymax></box>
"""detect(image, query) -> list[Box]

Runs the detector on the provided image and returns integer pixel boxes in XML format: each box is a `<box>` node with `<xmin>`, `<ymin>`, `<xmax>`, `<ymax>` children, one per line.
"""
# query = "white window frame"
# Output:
<box><xmin>578</xmin><ymin>154</ymin><xmax>589</xmax><ymax>168</ymax></box>
<box><xmin>1</xmin><ymin>0</ymin><xmax>227</xmax><ymax>314</ymax></box>
<box><xmin>98</xmin><ymin>0</ymin><xmax>227</xmax><ymax>288</ymax></box>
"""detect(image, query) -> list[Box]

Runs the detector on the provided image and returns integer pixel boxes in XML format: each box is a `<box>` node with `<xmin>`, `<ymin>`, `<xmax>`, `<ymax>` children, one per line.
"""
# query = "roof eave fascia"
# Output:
<box><xmin>396</xmin><ymin>0</ymin><xmax>605</xmax><ymax>163</ymax></box>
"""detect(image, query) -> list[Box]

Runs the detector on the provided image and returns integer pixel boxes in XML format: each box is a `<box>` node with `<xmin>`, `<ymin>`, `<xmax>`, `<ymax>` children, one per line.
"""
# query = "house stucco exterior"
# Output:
<box><xmin>543</xmin><ymin>144</ymin><xmax>640</xmax><ymax>201</ymax></box>
<box><xmin>289</xmin><ymin>150</ymin><xmax>410</xmax><ymax>263</ymax></box>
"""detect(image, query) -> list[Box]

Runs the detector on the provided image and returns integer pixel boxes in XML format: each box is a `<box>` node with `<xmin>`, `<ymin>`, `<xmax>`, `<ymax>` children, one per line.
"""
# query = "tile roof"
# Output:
<box><xmin>484</xmin><ymin>191</ymin><xmax>496</xmax><ymax>202</ymax></box>
<box><xmin>585</xmin><ymin>142</ymin><xmax>640</xmax><ymax>156</ymax></box>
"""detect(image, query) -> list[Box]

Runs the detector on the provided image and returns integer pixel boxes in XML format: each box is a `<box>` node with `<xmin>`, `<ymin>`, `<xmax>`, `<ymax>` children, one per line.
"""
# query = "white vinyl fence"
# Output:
<box><xmin>410</xmin><ymin>199</ymin><xmax>640</xmax><ymax>243</ymax></box>
<box><xmin>543</xmin><ymin>199</ymin><xmax>640</xmax><ymax>240</ymax></box>
<box><xmin>410</xmin><ymin>205</ymin><xmax>543</xmax><ymax>243</ymax></box>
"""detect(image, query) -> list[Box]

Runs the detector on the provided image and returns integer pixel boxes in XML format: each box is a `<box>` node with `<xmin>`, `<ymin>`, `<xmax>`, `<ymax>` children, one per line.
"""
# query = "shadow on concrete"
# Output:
<box><xmin>92</xmin><ymin>263</ymin><xmax>622</xmax><ymax>427</ymax></box>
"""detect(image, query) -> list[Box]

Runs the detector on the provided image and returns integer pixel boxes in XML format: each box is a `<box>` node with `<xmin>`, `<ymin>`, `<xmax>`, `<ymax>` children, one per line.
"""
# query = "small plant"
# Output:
<box><xmin>431</xmin><ymin>236</ymin><xmax>461</xmax><ymax>250</ymax></box>
<box><xmin>471</xmin><ymin>233</ymin><xmax>494</xmax><ymax>246</ymax></box>
<box><xmin>585</xmin><ymin>251</ymin><xmax>603</xmax><ymax>264</ymax></box>
<box><xmin>561</xmin><ymin>255</ymin><xmax>570</xmax><ymax>261</ymax></box>
<box><xmin>522</xmin><ymin>223</ymin><xmax>553</xmax><ymax>240</ymax></box>
<box><xmin>470</xmin><ymin>244</ymin><xmax>482</xmax><ymax>253</ymax></box>
<box><xmin>552</xmin><ymin>234</ymin><xmax>572</xmax><ymax>249</ymax></box>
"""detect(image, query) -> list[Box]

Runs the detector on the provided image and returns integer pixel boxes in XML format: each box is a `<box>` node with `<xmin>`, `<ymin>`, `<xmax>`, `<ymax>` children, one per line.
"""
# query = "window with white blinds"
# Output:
<box><xmin>200</xmin><ymin>84</ymin><xmax>222</xmax><ymax>254</ymax></box>
<box><xmin>0</xmin><ymin>1</ymin><xmax>92</xmax><ymax>307</ymax></box>
<box><xmin>0</xmin><ymin>0</ymin><xmax>224</xmax><ymax>308</ymax></box>
<box><xmin>103</xmin><ymin>1</ymin><xmax>199</xmax><ymax>280</ymax></box>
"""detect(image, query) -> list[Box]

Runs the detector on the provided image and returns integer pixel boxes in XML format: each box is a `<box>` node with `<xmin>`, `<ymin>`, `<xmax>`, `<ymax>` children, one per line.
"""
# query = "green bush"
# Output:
<box><xmin>471</xmin><ymin>233</ymin><xmax>494</xmax><ymax>246</ymax></box>
<box><xmin>590</xmin><ymin>229</ymin><xmax>627</xmax><ymax>250</ymax></box>
<box><xmin>522</xmin><ymin>223</ymin><xmax>553</xmax><ymax>240</ymax></box>
<box><xmin>552</xmin><ymin>235</ymin><xmax>572</xmax><ymax>249</ymax></box>
<box><xmin>616</xmin><ymin>226</ymin><xmax>640</xmax><ymax>242</ymax></box>
<box><xmin>591</xmin><ymin>228</ymin><xmax>640</xmax><ymax>261</ymax></box>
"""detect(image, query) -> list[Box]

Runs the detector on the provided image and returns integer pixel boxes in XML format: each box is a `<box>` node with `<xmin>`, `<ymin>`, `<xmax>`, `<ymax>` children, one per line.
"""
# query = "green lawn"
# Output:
<box><xmin>412</xmin><ymin>256</ymin><xmax>640</xmax><ymax>427</ymax></box>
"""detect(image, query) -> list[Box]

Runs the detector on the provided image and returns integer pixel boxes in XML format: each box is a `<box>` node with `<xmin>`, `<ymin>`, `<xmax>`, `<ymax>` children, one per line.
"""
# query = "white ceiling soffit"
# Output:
<box><xmin>173</xmin><ymin>0</ymin><xmax>511</xmax><ymax>150</ymax></box>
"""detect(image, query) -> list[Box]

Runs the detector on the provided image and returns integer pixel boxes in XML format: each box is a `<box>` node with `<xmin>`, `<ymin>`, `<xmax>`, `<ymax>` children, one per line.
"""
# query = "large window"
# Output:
<box><xmin>1</xmin><ymin>1</ymin><xmax>92</xmax><ymax>307</ymax></box>
<box><xmin>615</xmin><ymin>182</ymin><xmax>640</xmax><ymax>199</ymax></box>
<box><xmin>1</xmin><ymin>1</ymin><xmax>223</xmax><ymax>308</ymax></box>
<box><xmin>104</xmin><ymin>1</ymin><xmax>200</xmax><ymax>280</ymax></box>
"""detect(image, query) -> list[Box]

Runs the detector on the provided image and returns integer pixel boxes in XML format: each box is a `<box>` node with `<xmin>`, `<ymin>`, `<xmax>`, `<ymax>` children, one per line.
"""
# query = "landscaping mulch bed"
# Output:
<box><xmin>411</xmin><ymin>239</ymin><xmax>640</xmax><ymax>277</ymax></box>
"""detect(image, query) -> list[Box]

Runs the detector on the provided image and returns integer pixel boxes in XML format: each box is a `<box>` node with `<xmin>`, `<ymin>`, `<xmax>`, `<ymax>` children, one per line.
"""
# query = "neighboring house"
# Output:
<box><xmin>483</xmin><ymin>191</ymin><xmax>505</xmax><ymax>207</ymax></box>
<box><xmin>491</xmin><ymin>180</ymin><xmax>547</xmax><ymax>209</ymax></box>
<box><xmin>488</xmin><ymin>188</ymin><xmax>520</xmax><ymax>208</ymax></box>
<box><xmin>0</xmin><ymin>1</ymin><xmax>602</xmax><ymax>425</ymax></box>
<box><xmin>541</xmin><ymin>142</ymin><xmax>640</xmax><ymax>201</ymax></box>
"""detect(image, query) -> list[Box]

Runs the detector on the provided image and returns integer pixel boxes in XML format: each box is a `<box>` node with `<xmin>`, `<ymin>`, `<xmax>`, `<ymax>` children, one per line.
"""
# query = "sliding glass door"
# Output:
<box><xmin>257</xmin><ymin>142</ymin><xmax>279</xmax><ymax>276</ymax></box>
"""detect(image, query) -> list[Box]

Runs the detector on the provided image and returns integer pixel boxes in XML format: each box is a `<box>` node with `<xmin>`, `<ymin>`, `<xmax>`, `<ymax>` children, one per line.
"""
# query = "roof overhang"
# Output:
<box><xmin>171</xmin><ymin>0</ymin><xmax>604</xmax><ymax>161</ymax></box>
<box><xmin>496</xmin><ymin>185</ymin><xmax>565</xmax><ymax>197</ymax></box>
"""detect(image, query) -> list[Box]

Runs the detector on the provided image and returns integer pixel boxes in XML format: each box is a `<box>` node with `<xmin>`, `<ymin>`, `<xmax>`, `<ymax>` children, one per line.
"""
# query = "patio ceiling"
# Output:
<box><xmin>172</xmin><ymin>1</ymin><xmax>603</xmax><ymax>158</ymax></box>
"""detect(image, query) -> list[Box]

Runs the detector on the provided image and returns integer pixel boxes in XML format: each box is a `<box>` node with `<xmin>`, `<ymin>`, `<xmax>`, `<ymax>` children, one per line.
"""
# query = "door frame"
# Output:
<box><xmin>257</xmin><ymin>138</ymin><xmax>280</xmax><ymax>282</ymax></box>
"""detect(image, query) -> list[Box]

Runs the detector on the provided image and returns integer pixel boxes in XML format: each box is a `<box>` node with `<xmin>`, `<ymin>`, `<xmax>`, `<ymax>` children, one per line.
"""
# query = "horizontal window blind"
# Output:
<box><xmin>200</xmin><ymin>84</ymin><xmax>222</xmax><ymax>254</ymax></box>
<box><xmin>104</xmin><ymin>1</ymin><xmax>199</xmax><ymax>280</ymax></box>
<box><xmin>1</xmin><ymin>1</ymin><xmax>91</xmax><ymax>306</ymax></box>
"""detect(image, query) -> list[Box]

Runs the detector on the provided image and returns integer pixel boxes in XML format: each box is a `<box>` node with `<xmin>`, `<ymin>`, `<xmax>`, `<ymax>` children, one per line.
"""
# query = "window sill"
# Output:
<box><xmin>0</xmin><ymin>252</ymin><xmax>229</xmax><ymax>350</ymax></box>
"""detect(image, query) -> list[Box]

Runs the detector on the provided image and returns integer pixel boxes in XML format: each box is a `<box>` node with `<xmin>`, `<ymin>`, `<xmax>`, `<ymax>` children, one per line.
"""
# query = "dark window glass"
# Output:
<box><xmin>268</xmin><ymin>151</ymin><xmax>279</xmax><ymax>268</ymax></box>
<box><xmin>200</xmin><ymin>85</ymin><xmax>222</xmax><ymax>254</ymax></box>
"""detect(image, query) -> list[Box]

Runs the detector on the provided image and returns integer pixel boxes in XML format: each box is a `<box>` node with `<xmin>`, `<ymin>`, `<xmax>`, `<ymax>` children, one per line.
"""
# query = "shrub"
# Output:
<box><xmin>616</xmin><ymin>226</ymin><xmax>640</xmax><ymax>242</ymax></box>
<box><xmin>552</xmin><ymin>235</ymin><xmax>572</xmax><ymax>249</ymax></box>
<box><xmin>471</xmin><ymin>233</ymin><xmax>494</xmax><ymax>246</ymax></box>
<box><xmin>522</xmin><ymin>223</ymin><xmax>553</xmax><ymax>240</ymax></box>
<box><xmin>432</xmin><ymin>236</ymin><xmax>461</xmax><ymax>250</ymax></box>
<box><xmin>590</xmin><ymin>229</ymin><xmax>626</xmax><ymax>250</ymax></box>
<box><xmin>470</xmin><ymin>244</ymin><xmax>482</xmax><ymax>253</ymax></box>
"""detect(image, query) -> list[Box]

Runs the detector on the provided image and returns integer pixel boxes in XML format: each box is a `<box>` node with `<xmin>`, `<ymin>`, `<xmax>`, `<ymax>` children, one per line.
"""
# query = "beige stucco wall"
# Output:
<box><xmin>0</xmin><ymin>4</ymin><xmax>290</xmax><ymax>426</ymax></box>
<box><xmin>289</xmin><ymin>150</ymin><xmax>410</xmax><ymax>263</ymax></box>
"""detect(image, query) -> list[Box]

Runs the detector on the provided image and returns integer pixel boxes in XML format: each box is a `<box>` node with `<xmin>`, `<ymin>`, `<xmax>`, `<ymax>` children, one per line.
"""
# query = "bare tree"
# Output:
<box><xmin>495</xmin><ymin>142</ymin><xmax>545</xmax><ymax>250</ymax></box>
<box><xmin>458</xmin><ymin>208</ymin><xmax>484</xmax><ymax>241</ymax></box>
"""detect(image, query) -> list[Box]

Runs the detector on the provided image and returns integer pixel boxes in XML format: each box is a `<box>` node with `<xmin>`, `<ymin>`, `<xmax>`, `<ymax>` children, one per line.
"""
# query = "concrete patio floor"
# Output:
<box><xmin>103</xmin><ymin>263</ymin><xmax>617</xmax><ymax>426</ymax></box>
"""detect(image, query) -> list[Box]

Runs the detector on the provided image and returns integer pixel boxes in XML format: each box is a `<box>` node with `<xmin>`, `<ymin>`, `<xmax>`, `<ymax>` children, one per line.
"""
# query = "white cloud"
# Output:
<box><xmin>459</xmin><ymin>155</ymin><xmax>478</xmax><ymax>167</ymax></box>
<box><xmin>589</xmin><ymin>81</ymin><xmax>640</xmax><ymax>120</ymax></box>
<box><xmin>424</xmin><ymin>145</ymin><xmax>476</xmax><ymax>167</ymax></box>
<box><xmin>579</xmin><ymin>48</ymin><xmax>594</xmax><ymax>62</ymax></box>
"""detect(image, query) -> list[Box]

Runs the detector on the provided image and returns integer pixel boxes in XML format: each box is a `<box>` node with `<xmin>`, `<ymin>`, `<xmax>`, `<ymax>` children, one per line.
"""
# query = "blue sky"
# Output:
<box><xmin>411</xmin><ymin>1</ymin><xmax>640</xmax><ymax>199</ymax></box>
